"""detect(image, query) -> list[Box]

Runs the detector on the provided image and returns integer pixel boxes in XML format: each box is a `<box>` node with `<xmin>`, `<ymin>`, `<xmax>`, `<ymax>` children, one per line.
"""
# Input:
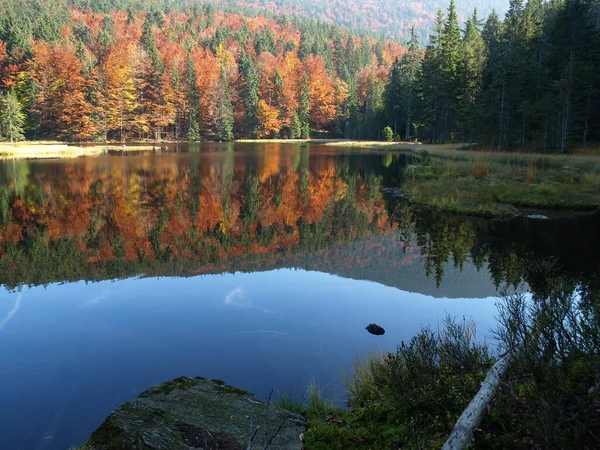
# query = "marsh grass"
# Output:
<box><xmin>400</xmin><ymin>147</ymin><xmax>600</xmax><ymax>216</ymax></box>
<box><xmin>472</xmin><ymin>154</ymin><xmax>488</xmax><ymax>179</ymax></box>
<box><xmin>274</xmin><ymin>378</ymin><xmax>338</xmax><ymax>418</ymax></box>
<box><xmin>274</xmin><ymin>393</ymin><xmax>306</xmax><ymax>415</ymax></box>
<box><xmin>305</xmin><ymin>378</ymin><xmax>337</xmax><ymax>416</ymax></box>
<box><xmin>344</xmin><ymin>351</ymin><xmax>389</xmax><ymax>407</ymax></box>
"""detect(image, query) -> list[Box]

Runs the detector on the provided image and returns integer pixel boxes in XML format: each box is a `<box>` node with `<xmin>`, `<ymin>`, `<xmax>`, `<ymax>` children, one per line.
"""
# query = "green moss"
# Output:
<box><xmin>139</xmin><ymin>377</ymin><xmax>198</xmax><ymax>397</ymax></box>
<box><xmin>214</xmin><ymin>384</ymin><xmax>251</xmax><ymax>396</ymax></box>
<box><xmin>210</xmin><ymin>378</ymin><xmax>225</xmax><ymax>385</ymax></box>
<box><xmin>85</xmin><ymin>416</ymin><xmax>128</xmax><ymax>449</ymax></box>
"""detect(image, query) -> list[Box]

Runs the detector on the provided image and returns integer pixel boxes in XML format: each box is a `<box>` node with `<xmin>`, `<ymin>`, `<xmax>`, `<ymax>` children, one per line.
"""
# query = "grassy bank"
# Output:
<box><xmin>0</xmin><ymin>142</ymin><xmax>170</xmax><ymax>159</ymax></box>
<box><xmin>0</xmin><ymin>142</ymin><xmax>102</xmax><ymax>159</ymax></box>
<box><xmin>398</xmin><ymin>147</ymin><xmax>600</xmax><ymax>217</ymax></box>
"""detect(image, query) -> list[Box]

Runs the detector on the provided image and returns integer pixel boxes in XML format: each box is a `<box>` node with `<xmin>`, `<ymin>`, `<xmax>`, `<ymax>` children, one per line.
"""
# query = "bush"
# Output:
<box><xmin>472</xmin><ymin>163</ymin><xmax>487</xmax><ymax>179</ymax></box>
<box><xmin>382</xmin><ymin>126</ymin><xmax>394</xmax><ymax>142</ymax></box>
<box><xmin>305</xmin><ymin>316</ymin><xmax>492</xmax><ymax>449</ymax></box>
<box><xmin>418</xmin><ymin>149</ymin><xmax>432</xmax><ymax>167</ymax></box>
<box><xmin>491</xmin><ymin>276</ymin><xmax>600</xmax><ymax>449</ymax></box>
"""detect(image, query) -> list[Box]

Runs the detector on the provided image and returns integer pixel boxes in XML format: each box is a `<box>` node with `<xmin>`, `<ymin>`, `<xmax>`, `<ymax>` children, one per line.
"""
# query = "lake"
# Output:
<box><xmin>0</xmin><ymin>142</ymin><xmax>598</xmax><ymax>450</ymax></box>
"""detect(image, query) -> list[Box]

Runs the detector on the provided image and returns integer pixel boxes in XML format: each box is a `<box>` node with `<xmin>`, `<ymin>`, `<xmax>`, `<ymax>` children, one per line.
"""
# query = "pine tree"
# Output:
<box><xmin>140</xmin><ymin>16</ymin><xmax>164</xmax><ymax>74</ymax></box>
<box><xmin>399</xmin><ymin>27</ymin><xmax>422</xmax><ymax>140</ymax></box>
<box><xmin>362</xmin><ymin>73</ymin><xmax>385</xmax><ymax>140</ymax></box>
<box><xmin>420</xmin><ymin>10</ymin><xmax>445</xmax><ymax>142</ymax></box>
<box><xmin>290</xmin><ymin>112</ymin><xmax>302</xmax><ymax>139</ymax></box>
<box><xmin>345</xmin><ymin>80</ymin><xmax>360</xmax><ymax>139</ymax></box>
<box><xmin>459</xmin><ymin>10</ymin><xmax>485</xmax><ymax>144</ymax></box>
<box><xmin>299</xmin><ymin>76</ymin><xmax>311</xmax><ymax>139</ymax></box>
<box><xmin>238</xmin><ymin>50</ymin><xmax>259</xmax><ymax>137</ymax></box>
<box><xmin>0</xmin><ymin>90</ymin><xmax>26</xmax><ymax>142</ymax></box>
<box><xmin>439</xmin><ymin>0</ymin><xmax>462</xmax><ymax>142</ymax></box>
<box><xmin>187</xmin><ymin>56</ymin><xmax>201</xmax><ymax>141</ymax></box>
<box><xmin>383</xmin><ymin>58</ymin><xmax>402</xmax><ymax>134</ymax></box>
<box><xmin>213</xmin><ymin>68</ymin><xmax>234</xmax><ymax>141</ymax></box>
<box><xmin>479</xmin><ymin>10</ymin><xmax>504</xmax><ymax>146</ymax></box>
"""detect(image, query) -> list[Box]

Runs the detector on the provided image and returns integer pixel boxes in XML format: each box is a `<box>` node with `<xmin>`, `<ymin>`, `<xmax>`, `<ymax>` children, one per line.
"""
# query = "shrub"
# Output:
<box><xmin>304</xmin><ymin>316</ymin><xmax>492</xmax><ymax>449</ymax></box>
<box><xmin>473</xmin><ymin>154</ymin><xmax>488</xmax><ymax>179</ymax></box>
<box><xmin>382</xmin><ymin>126</ymin><xmax>394</xmax><ymax>142</ymax></box>
<box><xmin>493</xmin><ymin>278</ymin><xmax>600</xmax><ymax>449</ymax></box>
<box><xmin>418</xmin><ymin>149</ymin><xmax>432</xmax><ymax>167</ymax></box>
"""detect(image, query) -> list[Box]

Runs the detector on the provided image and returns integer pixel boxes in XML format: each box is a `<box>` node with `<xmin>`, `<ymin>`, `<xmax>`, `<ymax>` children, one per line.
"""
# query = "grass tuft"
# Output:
<box><xmin>305</xmin><ymin>378</ymin><xmax>336</xmax><ymax>417</ymax></box>
<box><xmin>274</xmin><ymin>393</ymin><xmax>306</xmax><ymax>415</ymax></box>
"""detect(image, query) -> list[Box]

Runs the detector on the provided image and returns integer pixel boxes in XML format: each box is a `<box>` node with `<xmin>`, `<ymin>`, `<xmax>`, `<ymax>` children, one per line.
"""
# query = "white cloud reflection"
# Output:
<box><xmin>0</xmin><ymin>293</ymin><xmax>22</xmax><ymax>331</ymax></box>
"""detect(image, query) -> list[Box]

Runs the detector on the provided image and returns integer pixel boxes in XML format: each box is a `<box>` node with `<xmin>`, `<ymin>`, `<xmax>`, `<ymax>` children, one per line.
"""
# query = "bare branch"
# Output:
<box><xmin>263</xmin><ymin>413</ymin><xmax>290</xmax><ymax>450</ymax></box>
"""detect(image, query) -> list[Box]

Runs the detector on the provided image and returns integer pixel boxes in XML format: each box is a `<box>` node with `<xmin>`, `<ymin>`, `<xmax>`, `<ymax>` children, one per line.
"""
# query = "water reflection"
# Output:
<box><xmin>0</xmin><ymin>143</ymin><xmax>598</xmax><ymax>300</ymax></box>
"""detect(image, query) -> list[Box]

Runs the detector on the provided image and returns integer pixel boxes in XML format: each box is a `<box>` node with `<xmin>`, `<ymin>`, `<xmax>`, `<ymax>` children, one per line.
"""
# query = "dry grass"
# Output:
<box><xmin>0</xmin><ymin>144</ymin><xmax>100</xmax><ymax>159</ymax></box>
<box><xmin>236</xmin><ymin>138</ymin><xmax>341</xmax><ymax>144</ymax></box>
<box><xmin>0</xmin><ymin>143</ymin><xmax>163</xmax><ymax>159</ymax></box>
<box><xmin>472</xmin><ymin>154</ymin><xmax>488</xmax><ymax>179</ymax></box>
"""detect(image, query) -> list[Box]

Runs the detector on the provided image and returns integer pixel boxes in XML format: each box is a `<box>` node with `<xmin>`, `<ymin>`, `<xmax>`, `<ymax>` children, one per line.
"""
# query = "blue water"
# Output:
<box><xmin>0</xmin><ymin>269</ymin><xmax>498</xmax><ymax>449</ymax></box>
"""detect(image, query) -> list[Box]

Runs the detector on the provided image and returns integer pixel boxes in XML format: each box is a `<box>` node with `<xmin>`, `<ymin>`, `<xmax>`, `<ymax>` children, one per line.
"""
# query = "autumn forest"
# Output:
<box><xmin>0</xmin><ymin>0</ymin><xmax>598</xmax><ymax>152</ymax></box>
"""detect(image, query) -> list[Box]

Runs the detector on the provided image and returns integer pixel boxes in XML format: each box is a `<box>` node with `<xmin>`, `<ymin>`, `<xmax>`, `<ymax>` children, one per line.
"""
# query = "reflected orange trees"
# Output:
<box><xmin>0</xmin><ymin>150</ymin><xmax>397</xmax><ymax>288</ymax></box>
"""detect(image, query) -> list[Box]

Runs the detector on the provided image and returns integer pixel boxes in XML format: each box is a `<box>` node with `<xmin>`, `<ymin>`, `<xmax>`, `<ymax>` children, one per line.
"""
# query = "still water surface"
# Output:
<box><xmin>0</xmin><ymin>143</ymin><xmax>598</xmax><ymax>449</ymax></box>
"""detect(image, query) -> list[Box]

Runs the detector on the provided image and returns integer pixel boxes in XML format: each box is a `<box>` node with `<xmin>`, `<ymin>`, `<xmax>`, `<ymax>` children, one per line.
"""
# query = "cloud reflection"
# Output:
<box><xmin>0</xmin><ymin>293</ymin><xmax>23</xmax><ymax>331</ymax></box>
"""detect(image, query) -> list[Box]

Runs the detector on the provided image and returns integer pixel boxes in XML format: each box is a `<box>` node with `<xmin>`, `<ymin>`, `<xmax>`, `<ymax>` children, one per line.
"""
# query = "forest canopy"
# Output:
<box><xmin>0</xmin><ymin>0</ymin><xmax>598</xmax><ymax>151</ymax></box>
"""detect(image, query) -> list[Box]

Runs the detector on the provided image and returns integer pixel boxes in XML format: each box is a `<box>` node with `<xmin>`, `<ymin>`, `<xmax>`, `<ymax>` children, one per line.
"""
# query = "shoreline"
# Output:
<box><xmin>0</xmin><ymin>139</ymin><xmax>413</xmax><ymax>160</ymax></box>
<box><xmin>0</xmin><ymin>143</ymin><xmax>166</xmax><ymax>159</ymax></box>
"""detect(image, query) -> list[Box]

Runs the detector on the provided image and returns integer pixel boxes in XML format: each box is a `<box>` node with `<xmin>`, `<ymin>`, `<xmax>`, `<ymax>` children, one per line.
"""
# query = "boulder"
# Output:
<box><xmin>366</xmin><ymin>323</ymin><xmax>385</xmax><ymax>335</ymax></box>
<box><xmin>82</xmin><ymin>376</ymin><xmax>306</xmax><ymax>450</ymax></box>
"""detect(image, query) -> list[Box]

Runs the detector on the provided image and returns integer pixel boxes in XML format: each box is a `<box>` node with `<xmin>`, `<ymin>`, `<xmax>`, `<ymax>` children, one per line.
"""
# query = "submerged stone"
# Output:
<box><xmin>83</xmin><ymin>376</ymin><xmax>306</xmax><ymax>450</ymax></box>
<box><xmin>527</xmin><ymin>214</ymin><xmax>549</xmax><ymax>220</ymax></box>
<box><xmin>366</xmin><ymin>323</ymin><xmax>385</xmax><ymax>335</ymax></box>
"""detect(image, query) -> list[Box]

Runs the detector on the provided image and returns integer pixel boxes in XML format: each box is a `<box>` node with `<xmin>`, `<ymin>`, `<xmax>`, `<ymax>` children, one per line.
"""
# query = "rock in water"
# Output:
<box><xmin>82</xmin><ymin>376</ymin><xmax>306</xmax><ymax>450</ymax></box>
<box><xmin>366</xmin><ymin>323</ymin><xmax>385</xmax><ymax>335</ymax></box>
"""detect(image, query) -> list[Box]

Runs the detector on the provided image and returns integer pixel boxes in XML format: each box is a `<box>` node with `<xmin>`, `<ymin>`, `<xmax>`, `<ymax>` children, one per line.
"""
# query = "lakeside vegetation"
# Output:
<box><xmin>274</xmin><ymin>274</ymin><xmax>600</xmax><ymax>449</ymax></box>
<box><xmin>398</xmin><ymin>147</ymin><xmax>600</xmax><ymax>216</ymax></box>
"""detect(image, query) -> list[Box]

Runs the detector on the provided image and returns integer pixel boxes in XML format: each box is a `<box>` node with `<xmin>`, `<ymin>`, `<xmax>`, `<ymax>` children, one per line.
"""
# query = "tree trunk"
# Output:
<box><xmin>583</xmin><ymin>81</ymin><xmax>591</xmax><ymax>146</ymax></box>
<box><xmin>498</xmin><ymin>79</ymin><xmax>506</xmax><ymax>148</ymax></box>
<box><xmin>443</xmin><ymin>354</ymin><xmax>512</xmax><ymax>450</ymax></box>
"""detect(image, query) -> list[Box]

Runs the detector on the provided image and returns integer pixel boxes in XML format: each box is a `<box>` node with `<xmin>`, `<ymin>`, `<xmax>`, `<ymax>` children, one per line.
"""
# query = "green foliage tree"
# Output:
<box><xmin>0</xmin><ymin>90</ymin><xmax>25</xmax><ymax>142</ymax></box>
<box><xmin>458</xmin><ymin>10</ymin><xmax>485</xmax><ymax>144</ymax></box>
<box><xmin>299</xmin><ymin>76</ymin><xmax>311</xmax><ymax>139</ymax></box>
<box><xmin>385</xmin><ymin>27</ymin><xmax>422</xmax><ymax>140</ymax></box>
<box><xmin>239</xmin><ymin>50</ymin><xmax>260</xmax><ymax>137</ymax></box>
<box><xmin>214</xmin><ymin>68</ymin><xmax>234</xmax><ymax>142</ymax></box>
<box><xmin>382</xmin><ymin>125</ymin><xmax>393</xmax><ymax>141</ymax></box>
<box><xmin>187</xmin><ymin>56</ymin><xmax>201</xmax><ymax>141</ymax></box>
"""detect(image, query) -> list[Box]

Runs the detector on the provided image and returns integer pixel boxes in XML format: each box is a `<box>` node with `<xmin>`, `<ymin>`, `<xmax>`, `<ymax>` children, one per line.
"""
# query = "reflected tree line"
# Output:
<box><xmin>0</xmin><ymin>149</ymin><xmax>397</xmax><ymax>289</ymax></box>
<box><xmin>410</xmin><ymin>205</ymin><xmax>600</xmax><ymax>300</ymax></box>
<box><xmin>0</xmin><ymin>149</ymin><xmax>598</xmax><ymax>300</ymax></box>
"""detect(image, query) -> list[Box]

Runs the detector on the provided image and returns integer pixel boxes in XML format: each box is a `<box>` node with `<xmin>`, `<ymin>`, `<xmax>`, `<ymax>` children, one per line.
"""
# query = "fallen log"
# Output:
<box><xmin>442</xmin><ymin>353</ymin><xmax>512</xmax><ymax>450</ymax></box>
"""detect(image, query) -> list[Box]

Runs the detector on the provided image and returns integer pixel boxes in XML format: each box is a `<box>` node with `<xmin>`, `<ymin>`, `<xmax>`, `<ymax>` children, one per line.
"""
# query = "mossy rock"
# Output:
<box><xmin>83</xmin><ymin>377</ymin><xmax>306</xmax><ymax>449</ymax></box>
